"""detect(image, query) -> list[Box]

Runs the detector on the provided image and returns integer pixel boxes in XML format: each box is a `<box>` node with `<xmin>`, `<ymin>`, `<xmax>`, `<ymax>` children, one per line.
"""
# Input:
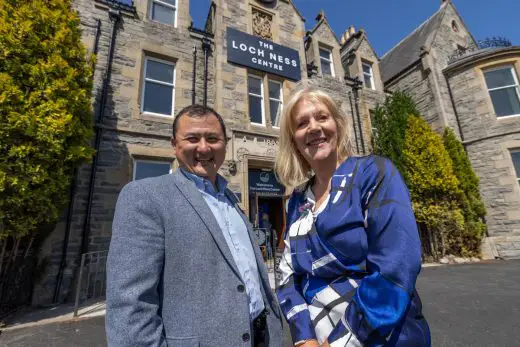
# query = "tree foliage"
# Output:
<box><xmin>372</xmin><ymin>90</ymin><xmax>488</xmax><ymax>258</ymax></box>
<box><xmin>0</xmin><ymin>0</ymin><xmax>94</xmax><ymax>239</ymax></box>
<box><xmin>402</xmin><ymin>116</ymin><xmax>466</xmax><ymax>257</ymax></box>
<box><xmin>443</xmin><ymin>128</ymin><xmax>487</xmax><ymax>255</ymax></box>
<box><xmin>372</xmin><ymin>91</ymin><xmax>419</xmax><ymax>177</ymax></box>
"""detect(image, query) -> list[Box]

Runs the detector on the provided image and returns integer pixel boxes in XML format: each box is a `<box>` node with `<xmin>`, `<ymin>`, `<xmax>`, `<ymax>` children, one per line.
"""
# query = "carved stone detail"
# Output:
<box><xmin>237</xmin><ymin>147</ymin><xmax>250</xmax><ymax>162</ymax></box>
<box><xmin>252</xmin><ymin>9</ymin><xmax>273</xmax><ymax>41</ymax></box>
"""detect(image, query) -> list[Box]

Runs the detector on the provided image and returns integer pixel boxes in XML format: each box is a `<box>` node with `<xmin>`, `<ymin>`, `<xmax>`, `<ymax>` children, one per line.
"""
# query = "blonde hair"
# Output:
<box><xmin>274</xmin><ymin>86</ymin><xmax>353</xmax><ymax>192</ymax></box>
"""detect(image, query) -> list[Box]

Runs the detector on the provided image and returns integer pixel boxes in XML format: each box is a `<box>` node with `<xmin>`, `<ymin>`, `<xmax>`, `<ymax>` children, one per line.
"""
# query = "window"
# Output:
<box><xmin>484</xmin><ymin>65</ymin><xmax>520</xmax><ymax>118</ymax></box>
<box><xmin>133</xmin><ymin>159</ymin><xmax>172</xmax><ymax>181</ymax></box>
<box><xmin>248</xmin><ymin>75</ymin><xmax>285</xmax><ymax>127</ymax></box>
<box><xmin>511</xmin><ymin>150</ymin><xmax>520</xmax><ymax>185</ymax></box>
<box><xmin>141</xmin><ymin>57</ymin><xmax>176</xmax><ymax>117</ymax></box>
<box><xmin>150</xmin><ymin>0</ymin><xmax>177</xmax><ymax>26</ymax></box>
<box><xmin>268</xmin><ymin>80</ymin><xmax>283</xmax><ymax>127</ymax></box>
<box><xmin>452</xmin><ymin>20</ymin><xmax>459</xmax><ymax>33</ymax></box>
<box><xmin>369</xmin><ymin>110</ymin><xmax>377</xmax><ymax>138</ymax></box>
<box><xmin>362</xmin><ymin>62</ymin><xmax>375</xmax><ymax>90</ymax></box>
<box><xmin>319</xmin><ymin>48</ymin><xmax>334</xmax><ymax>77</ymax></box>
<box><xmin>248</xmin><ymin>75</ymin><xmax>265</xmax><ymax>125</ymax></box>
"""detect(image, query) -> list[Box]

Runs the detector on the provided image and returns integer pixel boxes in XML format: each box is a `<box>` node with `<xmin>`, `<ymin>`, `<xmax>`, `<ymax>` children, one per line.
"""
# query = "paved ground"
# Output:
<box><xmin>1</xmin><ymin>260</ymin><xmax>519</xmax><ymax>346</ymax></box>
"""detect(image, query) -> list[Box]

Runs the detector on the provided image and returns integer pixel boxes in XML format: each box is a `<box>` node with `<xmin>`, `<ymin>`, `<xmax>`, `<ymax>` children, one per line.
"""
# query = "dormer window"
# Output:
<box><xmin>362</xmin><ymin>62</ymin><xmax>375</xmax><ymax>90</ymax></box>
<box><xmin>319</xmin><ymin>47</ymin><xmax>334</xmax><ymax>77</ymax></box>
<box><xmin>150</xmin><ymin>0</ymin><xmax>177</xmax><ymax>26</ymax></box>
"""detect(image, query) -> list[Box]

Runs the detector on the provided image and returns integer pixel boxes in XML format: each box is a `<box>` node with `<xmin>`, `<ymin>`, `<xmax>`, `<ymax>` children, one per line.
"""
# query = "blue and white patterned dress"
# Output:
<box><xmin>276</xmin><ymin>156</ymin><xmax>430</xmax><ymax>347</ymax></box>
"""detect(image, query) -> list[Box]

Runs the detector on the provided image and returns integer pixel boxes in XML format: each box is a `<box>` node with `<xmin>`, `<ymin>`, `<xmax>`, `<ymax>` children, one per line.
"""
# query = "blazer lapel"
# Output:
<box><xmin>172</xmin><ymin>171</ymin><xmax>241</xmax><ymax>279</ymax></box>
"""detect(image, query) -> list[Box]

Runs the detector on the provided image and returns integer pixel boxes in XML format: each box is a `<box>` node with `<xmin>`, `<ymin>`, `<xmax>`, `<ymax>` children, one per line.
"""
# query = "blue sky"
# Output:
<box><xmin>190</xmin><ymin>0</ymin><xmax>519</xmax><ymax>56</ymax></box>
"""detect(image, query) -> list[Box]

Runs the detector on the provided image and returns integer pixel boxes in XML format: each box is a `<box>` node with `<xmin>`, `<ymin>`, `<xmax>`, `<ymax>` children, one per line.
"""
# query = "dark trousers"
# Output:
<box><xmin>253</xmin><ymin>310</ymin><xmax>267</xmax><ymax>347</ymax></box>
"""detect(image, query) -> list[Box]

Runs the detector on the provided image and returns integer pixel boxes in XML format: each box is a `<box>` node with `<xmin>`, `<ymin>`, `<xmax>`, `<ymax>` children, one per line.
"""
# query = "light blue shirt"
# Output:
<box><xmin>182</xmin><ymin>169</ymin><xmax>265</xmax><ymax>320</ymax></box>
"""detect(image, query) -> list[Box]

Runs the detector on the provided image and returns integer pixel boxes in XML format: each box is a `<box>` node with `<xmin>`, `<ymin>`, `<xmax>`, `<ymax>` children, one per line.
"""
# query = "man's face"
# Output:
<box><xmin>171</xmin><ymin>114</ymin><xmax>226</xmax><ymax>184</ymax></box>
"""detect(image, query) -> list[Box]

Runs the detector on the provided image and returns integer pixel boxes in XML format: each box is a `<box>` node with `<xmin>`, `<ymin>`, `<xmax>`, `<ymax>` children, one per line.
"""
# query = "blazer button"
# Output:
<box><xmin>265</xmin><ymin>309</ymin><xmax>270</xmax><ymax>315</ymax></box>
<box><xmin>242</xmin><ymin>332</ymin><xmax>250</xmax><ymax>342</ymax></box>
<box><xmin>237</xmin><ymin>284</ymin><xmax>245</xmax><ymax>292</ymax></box>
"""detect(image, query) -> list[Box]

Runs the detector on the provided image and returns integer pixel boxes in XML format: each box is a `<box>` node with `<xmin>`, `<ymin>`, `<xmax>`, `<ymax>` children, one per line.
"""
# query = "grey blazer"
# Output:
<box><xmin>106</xmin><ymin>170</ymin><xmax>283</xmax><ymax>347</ymax></box>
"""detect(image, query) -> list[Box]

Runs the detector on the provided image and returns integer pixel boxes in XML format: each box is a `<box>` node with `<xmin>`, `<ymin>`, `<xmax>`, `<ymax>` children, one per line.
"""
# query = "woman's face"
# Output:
<box><xmin>292</xmin><ymin>98</ymin><xmax>338</xmax><ymax>168</ymax></box>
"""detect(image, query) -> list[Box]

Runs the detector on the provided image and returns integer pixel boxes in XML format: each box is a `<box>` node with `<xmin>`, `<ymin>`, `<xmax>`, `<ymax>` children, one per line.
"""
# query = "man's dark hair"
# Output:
<box><xmin>172</xmin><ymin>104</ymin><xmax>227</xmax><ymax>142</ymax></box>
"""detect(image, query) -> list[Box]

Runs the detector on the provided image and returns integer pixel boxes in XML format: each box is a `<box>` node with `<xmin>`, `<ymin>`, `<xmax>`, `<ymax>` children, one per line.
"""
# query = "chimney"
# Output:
<box><xmin>340</xmin><ymin>25</ymin><xmax>356</xmax><ymax>45</ymax></box>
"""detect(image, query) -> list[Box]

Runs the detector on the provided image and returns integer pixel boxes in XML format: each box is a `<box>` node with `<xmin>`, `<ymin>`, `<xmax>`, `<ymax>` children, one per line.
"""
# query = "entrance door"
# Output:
<box><xmin>257</xmin><ymin>196</ymin><xmax>284</xmax><ymax>252</ymax></box>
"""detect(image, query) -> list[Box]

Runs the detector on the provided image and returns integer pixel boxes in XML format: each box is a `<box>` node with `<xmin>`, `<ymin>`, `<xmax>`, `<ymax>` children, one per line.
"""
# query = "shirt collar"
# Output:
<box><xmin>180</xmin><ymin>168</ymin><xmax>228</xmax><ymax>195</ymax></box>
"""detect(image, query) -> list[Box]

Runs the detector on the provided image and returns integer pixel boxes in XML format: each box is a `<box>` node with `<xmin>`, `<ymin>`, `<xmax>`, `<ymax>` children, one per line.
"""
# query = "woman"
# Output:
<box><xmin>274</xmin><ymin>87</ymin><xmax>430</xmax><ymax>347</ymax></box>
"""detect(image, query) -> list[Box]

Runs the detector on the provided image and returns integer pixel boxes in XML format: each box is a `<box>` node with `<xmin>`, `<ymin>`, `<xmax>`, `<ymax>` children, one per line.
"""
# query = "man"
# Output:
<box><xmin>106</xmin><ymin>105</ymin><xmax>283</xmax><ymax>347</ymax></box>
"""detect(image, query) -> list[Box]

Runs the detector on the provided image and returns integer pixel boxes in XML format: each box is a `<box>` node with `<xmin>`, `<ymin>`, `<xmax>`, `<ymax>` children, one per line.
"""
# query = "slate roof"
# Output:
<box><xmin>380</xmin><ymin>7</ymin><xmax>446</xmax><ymax>84</ymax></box>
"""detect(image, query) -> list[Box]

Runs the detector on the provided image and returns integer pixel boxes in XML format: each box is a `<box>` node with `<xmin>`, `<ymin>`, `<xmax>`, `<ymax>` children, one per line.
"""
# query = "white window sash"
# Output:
<box><xmin>485</xmin><ymin>66</ymin><xmax>520</xmax><ymax>118</ymax></box>
<box><xmin>268</xmin><ymin>80</ymin><xmax>283</xmax><ymax>128</ymax></box>
<box><xmin>248</xmin><ymin>75</ymin><xmax>265</xmax><ymax>125</ymax></box>
<box><xmin>486</xmin><ymin>66</ymin><xmax>520</xmax><ymax>91</ymax></box>
<box><xmin>363</xmin><ymin>63</ymin><xmax>375</xmax><ymax>89</ymax></box>
<box><xmin>141</xmin><ymin>57</ymin><xmax>176</xmax><ymax>117</ymax></box>
<box><xmin>319</xmin><ymin>49</ymin><xmax>334</xmax><ymax>77</ymax></box>
<box><xmin>150</xmin><ymin>0</ymin><xmax>178</xmax><ymax>27</ymax></box>
<box><xmin>153</xmin><ymin>0</ymin><xmax>176</xmax><ymax>10</ymax></box>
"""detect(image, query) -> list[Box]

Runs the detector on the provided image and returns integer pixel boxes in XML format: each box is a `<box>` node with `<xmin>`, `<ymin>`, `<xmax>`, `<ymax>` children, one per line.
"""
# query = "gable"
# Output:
<box><xmin>380</xmin><ymin>7</ymin><xmax>445</xmax><ymax>83</ymax></box>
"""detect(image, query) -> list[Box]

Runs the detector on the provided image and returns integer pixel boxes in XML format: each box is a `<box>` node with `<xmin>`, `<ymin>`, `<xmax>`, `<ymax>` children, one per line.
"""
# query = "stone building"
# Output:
<box><xmin>380</xmin><ymin>0</ymin><xmax>520</xmax><ymax>258</ymax></box>
<box><xmin>33</xmin><ymin>0</ymin><xmax>385</xmax><ymax>306</ymax></box>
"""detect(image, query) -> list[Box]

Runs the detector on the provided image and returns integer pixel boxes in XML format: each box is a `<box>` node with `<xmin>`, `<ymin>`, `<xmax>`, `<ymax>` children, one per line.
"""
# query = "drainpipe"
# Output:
<box><xmin>81</xmin><ymin>9</ymin><xmax>121</xmax><ymax>258</ymax></box>
<box><xmin>202</xmin><ymin>36</ymin><xmax>212</xmax><ymax>107</ymax></box>
<box><xmin>53</xmin><ymin>18</ymin><xmax>102</xmax><ymax>304</ymax></box>
<box><xmin>192</xmin><ymin>46</ymin><xmax>197</xmax><ymax>104</ymax></box>
<box><xmin>345</xmin><ymin>76</ymin><xmax>365</xmax><ymax>154</ymax></box>
<box><xmin>353</xmin><ymin>86</ymin><xmax>366</xmax><ymax>154</ymax></box>
<box><xmin>347</xmin><ymin>92</ymin><xmax>360</xmax><ymax>154</ymax></box>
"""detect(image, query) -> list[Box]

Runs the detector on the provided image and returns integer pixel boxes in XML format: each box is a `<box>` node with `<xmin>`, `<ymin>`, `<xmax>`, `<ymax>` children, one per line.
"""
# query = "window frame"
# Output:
<box><xmin>510</xmin><ymin>149</ymin><xmax>520</xmax><ymax>186</ymax></box>
<box><xmin>149</xmin><ymin>0</ymin><xmax>178</xmax><ymax>27</ymax></box>
<box><xmin>248</xmin><ymin>74</ymin><xmax>266</xmax><ymax>126</ymax></box>
<box><xmin>484</xmin><ymin>65</ymin><xmax>520</xmax><ymax>119</ymax></box>
<box><xmin>140</xmin><ymin>56</ymin><xmax>176</xmax><ymax>118</ymax></box>
<box><xmin>268</xmin><ymin>79</ymin><xmax>283</xmax><ymax>129</ymax></box>
<box><xmin>319</xmin><ymin>47</ymin><xmax>335</xmax><ymax>77</ymax></box>
<box><xmin>362</xmin><ymin>61</ymin><xmax>376</xmax><ymax>90</ymax></box>
<box><xmin>132</xmin><ymin>158</ymin><xmax>173</xmax><ymax>181</ymax></box>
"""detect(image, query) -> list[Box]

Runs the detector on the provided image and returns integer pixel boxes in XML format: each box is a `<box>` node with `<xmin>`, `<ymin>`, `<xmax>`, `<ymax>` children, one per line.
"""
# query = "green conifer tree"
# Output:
<box><xmin>402</xmin><ymin>116</ymin><xmax>465</xmax><ymax>258</ymax></box>
<box><xmin>0</xmin><ymin>0</ymin><xmax>94</xmax><ymax>241</ymax></box>
<box><xmin>443</xmin><ymin>128</ymin><xmax>486</xmax><ymax>256</ymax></box>
<box><xmin>372</xmin><ymin>91</ymin><xmax>419</xmax><ymax>178</ymax></box>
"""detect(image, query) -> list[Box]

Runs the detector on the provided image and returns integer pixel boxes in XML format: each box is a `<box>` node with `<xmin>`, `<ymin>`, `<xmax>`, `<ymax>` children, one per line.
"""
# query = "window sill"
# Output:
<box><xmin>148</xmin><ymin>18</ymin><xmax>178</xmax><ymax>29</ymax></box>
<box><xmin>497</xmin><ymin>114</ymin><xmax>520</xmax><ymax>121</ymax></box>
<box><xmin>141</xmin><ymin>112</ymin><xmax>174</xmax><ymax>124</ymax></box>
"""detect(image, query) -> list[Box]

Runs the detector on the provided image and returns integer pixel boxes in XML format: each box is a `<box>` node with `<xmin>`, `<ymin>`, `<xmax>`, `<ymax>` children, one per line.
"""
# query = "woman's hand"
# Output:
<box><xmin>295</xmin><ymin>340</ymin><xmax>322</xmax><ymax>347</ymax></box>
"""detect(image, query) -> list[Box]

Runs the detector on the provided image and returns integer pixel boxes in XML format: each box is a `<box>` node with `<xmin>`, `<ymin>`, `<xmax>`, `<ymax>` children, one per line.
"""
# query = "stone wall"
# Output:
<box><xmin>447</xmin><ymin>54</ymin><xmax>520</xmax><ymax>258</ymax></box>
<box><xmin>385</xmin><ymin>63</ymin><xmax>439</xmax><ymax>128</ymax></box>
<box><xmin>429</xmin><ymin>3</ymin><xmax>476</xmax><ymax>136</ymax></box>
<box><xmin>33</xmin><ymin>0</ymin><xmax>211</xmax><ymax>305</ymax></box>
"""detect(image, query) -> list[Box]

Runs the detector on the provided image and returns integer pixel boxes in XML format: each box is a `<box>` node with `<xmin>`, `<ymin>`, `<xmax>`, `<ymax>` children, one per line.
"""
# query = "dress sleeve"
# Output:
<box><xmin>276</xmin><ymin>195</ymin><xmax>317</xmax><ymax>344</ymax></box>
<box><xmin>345</xmin><ymin>156</ymin><xmax>422</xmax><ymax>344</ymax></box>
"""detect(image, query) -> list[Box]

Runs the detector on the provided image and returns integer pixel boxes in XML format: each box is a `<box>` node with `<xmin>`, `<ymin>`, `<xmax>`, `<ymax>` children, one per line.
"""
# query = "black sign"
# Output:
<box><xmin>249</xmin><ymin>169</ymin><xmax>285</xmax><ymax>195</ymax></box>
<box><xmin>227</xmin><ymin>27</ymin><xmax>301</xmax><ymax>81</ymax></box>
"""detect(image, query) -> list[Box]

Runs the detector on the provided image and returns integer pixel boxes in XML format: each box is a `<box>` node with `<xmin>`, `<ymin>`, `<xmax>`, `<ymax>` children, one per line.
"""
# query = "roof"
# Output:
<box><xmin>380</xmin><ymin>6</ymin><xmax>446</xmax><ymax>84</ymax></box>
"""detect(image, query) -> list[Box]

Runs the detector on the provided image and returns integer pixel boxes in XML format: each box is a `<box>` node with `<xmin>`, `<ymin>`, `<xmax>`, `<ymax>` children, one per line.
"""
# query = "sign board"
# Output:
<box><xmin>248</xmin><ymin>169</ymin><xmax>285</xmax><ymax>195</ymax></box>
<box><xmin>227</xmin><ymin>27</ymin><xmax>301</xmax><ymax>81</ymax></box>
